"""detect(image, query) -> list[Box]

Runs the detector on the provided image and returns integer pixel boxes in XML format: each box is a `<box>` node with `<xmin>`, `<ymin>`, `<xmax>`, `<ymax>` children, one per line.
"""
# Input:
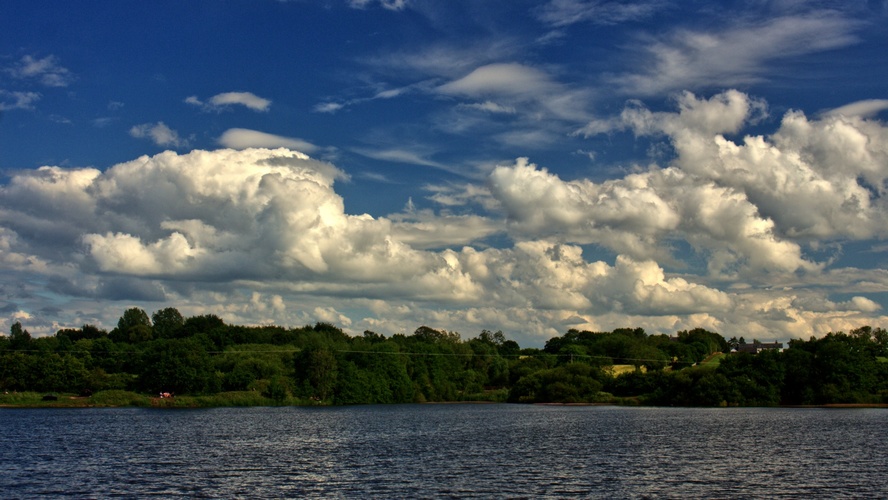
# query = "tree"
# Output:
<box><xmin>112</xmin><ymin>308</ymin><xmax>152</xmax><ymax>343</ymax></box>
<box><xmin>182</xmin><ymin>314</ymin><xmax>226</xmax><ymax>337</ymax></box>
<box><xmin>476</xmin><ymin>329</ymin><xmax>506</xmax><ymax>348</ymax></box>
<box><xmin>412</xmin><ymin>326</ymin><xmax>460</xmax><ymax>344</ymax></box>
<box><xmin>296</xmin><ymin>347</ymin><xmax>338</xmax><ymax>401</ymax></box>
<box><xmin>56</xmin><ymin>324</ymin><xmax>106</xmax><ymax>342</ymax></box>
<box><xmin>9</xmin><ymin>322</ymin><xmax>32</xmax><ymax>351</ymax></box>
<box><xmin>152</xmin><ymin>307</ymin><xmax>185</xmax><ymax>339</ymax></box>
<box><xmin>139</xmin><ymin>337</ymin><xmax>214</xmax><ymax>394</ymax></box>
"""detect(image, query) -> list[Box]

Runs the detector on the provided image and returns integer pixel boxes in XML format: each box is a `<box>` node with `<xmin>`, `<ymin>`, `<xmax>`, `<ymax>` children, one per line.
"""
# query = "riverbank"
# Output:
<box><xmin>0</xmin><ymin>390</ymin><xmax>296</xmax><ymax>408</ymax></box>
<box><xmin>4</xmin><ymin>390</ymin><xmax>888</xmax><ymax>409</ymax></box>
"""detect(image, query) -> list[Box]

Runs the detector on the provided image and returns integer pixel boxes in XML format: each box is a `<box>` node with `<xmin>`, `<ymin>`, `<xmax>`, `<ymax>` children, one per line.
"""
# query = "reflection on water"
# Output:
<box><xmin>1</xmin><ymin>404</ymin><xmax>886</xmax><ymax>497</ymax></box>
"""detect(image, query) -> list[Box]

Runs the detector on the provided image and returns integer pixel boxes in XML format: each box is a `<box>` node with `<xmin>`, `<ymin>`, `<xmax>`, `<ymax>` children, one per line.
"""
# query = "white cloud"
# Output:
<box><xmin>129</xmin><ymin>122</ymin><xmax>189</xmax><ymax>148</ymax></box>
<box><xmin>6</xmin><ymin>55</ymin><xmax>74</xmax><ymax>87</ymax></box>
<box><xmin>218</xmin><ymin>128</ymin><xmax>318</xmax><ymax>153</ymax></box>
<box><xmin>493</xmin><ymin>129</ymin><xmax>563</xmax><ymax>149</ymax></box>
<box><xmin>186</xmin><ymin>91</ymin><xmax>271</xmax><ymax>112</ymax></box>
<box><xmin>312</xmin><ymin>82</ymin><xmax>427</xmax><ymax>114</ymax></box>
<box><xmin>536</xmin><ymin>0</ymin><xmax>668</xmax><ymax>27</ymax></box>
<box><xmin>438</xmin><ymin>63</ymin><xmax>554</xmax><ymax>97</ymax></box>
<box><xmin>0</xmin><ymin>148</ymin><xmax>737</xmax><ymax>342</ymax></box>
<box><xmin>82</xmin><ymin>231</ymin><xmax>202</xmax><ymax>275</ymax></box>
<box><xmin>313</xmin><ymin>102</ymin><xmax>345</xmax><ymax>114</ymax></box>
<box><xmin>1</xmin><ymin>134</ymin><xmax>886</xmax><ymax>344</ymax></box>
<box><xmin>0</xmin><ymin>90</ymin><xmax>40</xmax><ymax>111</ymax></box>
<box><xmin>580</xmin><ymin>90</ymin><xmax>888</xmax><ymax>243</ymax></box>
<box><xmin>459</xmin><ymin>101</ymin><xmax>516</xmax><ymax>114</ymax></box>
<box><xmin>349</xmin><ymin>0</ymin><xmax>409</xmax><ymax>10</ymax></box>
<box><xmin>388</xmin><ymin>205</ymin><xmax>501</xmax><ymax>249</ymax></box>
<box><xmin>364</xmin><ymin>40</ymin><xmax>520</xmax><ymax>80</ymax></box>
<box><xmin>438</xmin><ymin>62</ymin><xmax>592</xmax><ymax>122</ymax></box>
<box><xmin>579</xmin><ymin>90</ymin><xmax>767</xmax><ymax>137</ymax></box>
<box><xmin>614</xmin><ymin>13</ymin><xmax>861</xmax><ymax>95</ymax></box>
<box><xmin>823</xmin><ymin>99</ymin><xmax>888</xmax><ymax>119</ymax></box>
<box><xmin>352</xmin><ymin>146</ymin><xmax>449</xmax><ymax>170</ymax></box>
<box><xmin>486</xmin><ymin>156</ymin><xmax>815</xmax><ymax>276</ymax></box>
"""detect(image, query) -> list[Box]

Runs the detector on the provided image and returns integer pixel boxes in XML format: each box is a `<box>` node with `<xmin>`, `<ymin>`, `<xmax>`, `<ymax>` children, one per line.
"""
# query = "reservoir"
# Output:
<box><xmin>2</xmin><ymin>404</ymin><xmax>885</xmax><ymax>497</ymax></box>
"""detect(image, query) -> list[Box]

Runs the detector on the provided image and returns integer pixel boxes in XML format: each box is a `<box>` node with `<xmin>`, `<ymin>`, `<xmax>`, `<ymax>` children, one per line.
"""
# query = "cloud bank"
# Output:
<box><xmin>2</xmin><ymin>91</ymin><xmax>887</xmax><ymax>345</ymax></box>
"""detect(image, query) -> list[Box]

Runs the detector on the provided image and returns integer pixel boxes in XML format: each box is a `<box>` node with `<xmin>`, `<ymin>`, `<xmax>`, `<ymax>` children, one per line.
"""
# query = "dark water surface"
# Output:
<box><xmin>1</xmin><ymin>404</ymin><xmax>886</xmax><ymax>498</ymax></box>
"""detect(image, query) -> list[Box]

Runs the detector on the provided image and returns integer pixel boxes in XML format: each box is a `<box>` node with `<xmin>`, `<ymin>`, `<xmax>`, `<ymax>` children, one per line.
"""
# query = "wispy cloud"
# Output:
<box><xmin>535</xmin><ymin>0</ymin><xmax>669</xmax><ymax>27</ymax></box>
<box><xmin>438</xmin><ymin>62</ymin><xmax>592</xmax><ymax>123</ymax></box>
<box><xmin>438</xmin><ymin>63</ymin><xmax>554</xmax><ymax>97</ymax></box>
<box><xmin>353</xmin><ymin>146</ymin><xmax>448</xmax><ymax>170</ymax></box>
<box><xmin>5</xmin><ymin>55</ymin><xmax>74</xmax><ymax>87</ymax></box>
<box><xmin>185</xmin><ymin>91</ymin><xmax>271</xmax><ymax>112</ymax></box>
<box><xmin>822</xmin><ymin>99</ymin><xmax>888</xmax><ymax>119</ymax></box>
<box><xmin>458</xmin><ymin>101</ymin><xmax>517</xmax><ymax>114</ymax></box>
<box><xmin>129</xmin><ymin>122</ymin><xmax>189</xmax><ymax>148</ymax></box>
<box><xmin>348</xmin><ymin>0</ymin><xmax>409</xmax><ymax>11</ymax></box>
<box><xmin>314</xmin><ymin>83</ymin><xmax>426</xmax><ymax>114</ymax></box>
<box><xmin>614</xmin><ymin>12</ymin><xmax>862</xmax><ymax>95</ymax></box>
<box><xmin>0</xmin><ymin>90</ymin><xmax>40</xmax><ymax>111</ymax></box>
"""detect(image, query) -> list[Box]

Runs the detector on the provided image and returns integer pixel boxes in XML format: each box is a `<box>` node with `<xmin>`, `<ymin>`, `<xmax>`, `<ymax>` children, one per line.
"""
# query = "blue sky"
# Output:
<box><xmin>2</xmin><ymin>0</ymin><xmax>887</xmax><ymax>346</ymax></box>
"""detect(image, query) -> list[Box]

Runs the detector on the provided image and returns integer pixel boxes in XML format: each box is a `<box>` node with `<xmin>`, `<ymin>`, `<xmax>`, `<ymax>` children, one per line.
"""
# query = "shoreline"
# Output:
<box><xmin>4</xmin><ymin>396</ymin><xmax>888</xmax><ymax>410</ymax></box>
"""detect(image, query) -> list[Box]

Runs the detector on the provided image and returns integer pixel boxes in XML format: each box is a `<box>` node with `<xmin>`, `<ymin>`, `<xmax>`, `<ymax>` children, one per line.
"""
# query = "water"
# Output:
<box><xmin>1</xmin><ymin>404</ymin><xmax>886</xmax><ymax>498</ymax></box>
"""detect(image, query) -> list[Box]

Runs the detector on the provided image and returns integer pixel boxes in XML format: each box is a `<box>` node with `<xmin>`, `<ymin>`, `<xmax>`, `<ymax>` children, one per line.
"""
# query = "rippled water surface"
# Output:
<box><xmin>1</xmin><ymin>404</ymin><xmax>886</xmax><ymax>498</ymax></box>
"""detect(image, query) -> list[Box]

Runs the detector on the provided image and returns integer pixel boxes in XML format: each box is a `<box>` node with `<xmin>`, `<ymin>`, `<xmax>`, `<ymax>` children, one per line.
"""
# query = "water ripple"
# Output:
<box><xmin>2</xmin><ymin>405</ymin><xmax>887</xmax><ymax>498</ymax></box>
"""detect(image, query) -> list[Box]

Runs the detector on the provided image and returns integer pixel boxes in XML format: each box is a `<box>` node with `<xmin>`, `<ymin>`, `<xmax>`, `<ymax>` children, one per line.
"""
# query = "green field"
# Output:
<box><xmin>699</xmin><ymin>352</ymin><xmax>726</xmax><ymax>368</ymax></box>
<box><xmin>608</xmin><ymin>364</ymin><xmax>643</xmax><ymax>376</ymax></box>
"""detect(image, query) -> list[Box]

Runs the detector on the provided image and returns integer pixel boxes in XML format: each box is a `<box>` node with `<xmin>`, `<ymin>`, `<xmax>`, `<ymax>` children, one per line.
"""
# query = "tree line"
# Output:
<box><xmin>2</xmin><ymin>307</ymin><xmax>886</xmax><ymax>406</ymax></box>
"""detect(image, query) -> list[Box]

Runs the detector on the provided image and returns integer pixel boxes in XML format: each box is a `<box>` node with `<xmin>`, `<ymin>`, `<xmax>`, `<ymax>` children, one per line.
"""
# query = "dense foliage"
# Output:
<box><xmin>2</xmin><ymin>309</ymin><xmax>886</xmax><ymax>406</ymax></box>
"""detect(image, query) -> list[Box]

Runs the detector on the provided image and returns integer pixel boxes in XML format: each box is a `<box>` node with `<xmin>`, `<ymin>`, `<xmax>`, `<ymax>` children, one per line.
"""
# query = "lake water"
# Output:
<box><xmin>1</xmin><ymin>404</ymin><xmax>886</xmax><ymax>498</ymax></box>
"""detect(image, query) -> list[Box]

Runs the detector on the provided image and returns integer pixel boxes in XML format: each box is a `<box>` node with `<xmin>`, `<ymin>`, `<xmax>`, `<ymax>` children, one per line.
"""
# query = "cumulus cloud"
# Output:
<box><xmin>218</xmin><ymin>128</ymin><xmax>319</xmax><ymax>153</ymax></box>
<box><xmin>185</xmin><ymin>91</ymin><xmax>271</xmax><ymax>112</ymax></box>
<box><xmin>579</xmin><ymin>90</ymin><xmax>888</xmax><ymax>243</ymax></box>
<box><xmin>486</xmin><ymin>156</ymin><xmax>814</xmax><ymax>277</ymax></box>
<box><xmin>2</xmin><ymin>115</ymin><xmax>886</xmax><ymax>344</ymax></box>
<box><xmin>388</xmin><ymin>203</ymin><xmax>501</xmax><ymax>249</ymax></box>
<box><xmin>0</xmin><ymin>147</ymin><xmax>744</xmax><ymax>341</ymax></box>
<box><xmin>129</xmin><ymin>122</ymin><xmax>189</xmax><ymax>148</ymax></box>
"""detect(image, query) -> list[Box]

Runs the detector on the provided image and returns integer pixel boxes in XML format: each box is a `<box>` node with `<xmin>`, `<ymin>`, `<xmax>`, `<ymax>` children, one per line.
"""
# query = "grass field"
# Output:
<box><xmin>698</xmin><ymin>352</ymin><xmax>726</xmax><ymax>368</ymax></box>
<box><xmin>607</xmin><ymin>364</ymin><xmax>643</xmax><ymax>376</ymax></box>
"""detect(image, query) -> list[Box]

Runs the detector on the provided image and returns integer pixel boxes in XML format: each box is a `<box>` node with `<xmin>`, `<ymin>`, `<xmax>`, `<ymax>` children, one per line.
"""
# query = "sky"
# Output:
<box><xmin>2</xmin><ymin>0</ymin><xmax>888</xmax><ymax>347</ymax></box>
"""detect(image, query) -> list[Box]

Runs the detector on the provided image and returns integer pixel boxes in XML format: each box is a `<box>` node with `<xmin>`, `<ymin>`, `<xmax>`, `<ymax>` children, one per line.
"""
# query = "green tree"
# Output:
<box><xmin>112</xmin><ymin>308</ymin><xmax>152</xmax><ymax>343</ymax></box>
<box><xmin>296</xmin><ymin>347</ymin><xmax>338</xmax><ymax>401</ymax></box>
<box><xmin>138</xmin><ymin>337</ymin><xmax>215</xmax><ymax>394</ymax></box>
<box><xmin>9</xmin><ymin>322</ymin><xmax>32</xmax><ymax>351</ymax></box>
<box><xmin>509</xmin><ymin>363</ymin><xmax>604</xmax><ymax>403</ymax></box>
<box><xmin>152</xmin><ymin>307</ymin><xmax>185</xmax><ymax>339</ymax></box>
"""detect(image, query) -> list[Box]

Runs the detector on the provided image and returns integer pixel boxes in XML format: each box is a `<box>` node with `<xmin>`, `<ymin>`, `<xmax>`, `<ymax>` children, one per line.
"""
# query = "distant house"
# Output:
<box><xmin>735</xmin><ymin>341</ymin><xmax>783</xmax><ymax>354</ymax></box>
